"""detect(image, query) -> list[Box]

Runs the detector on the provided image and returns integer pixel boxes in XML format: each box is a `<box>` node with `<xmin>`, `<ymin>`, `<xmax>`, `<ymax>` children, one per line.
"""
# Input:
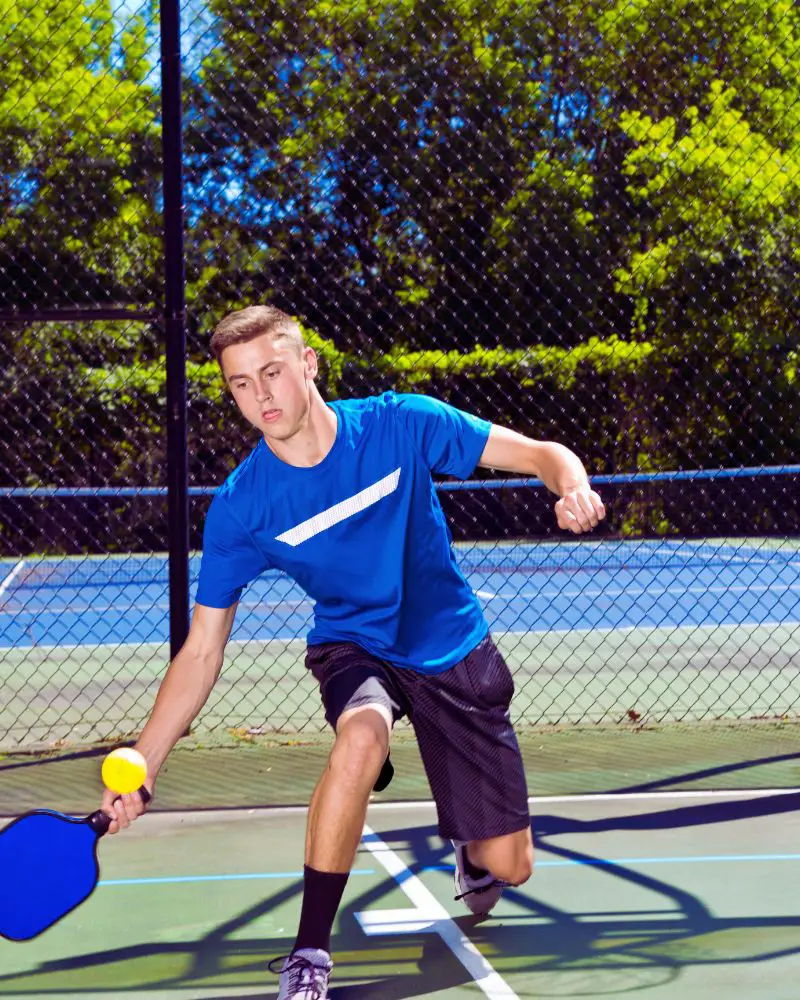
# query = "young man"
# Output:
<box><xmin>101</xmin><ymin>305</ymin><xmax>605</xmax><ymax>999</ymax></box>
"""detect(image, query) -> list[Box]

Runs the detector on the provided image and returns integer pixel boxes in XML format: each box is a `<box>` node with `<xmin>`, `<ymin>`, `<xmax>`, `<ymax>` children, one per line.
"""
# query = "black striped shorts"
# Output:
<box><xmin>305</xmin><ymin>634</ymin><xmax>530</xmax><ymax>841</ymax></box>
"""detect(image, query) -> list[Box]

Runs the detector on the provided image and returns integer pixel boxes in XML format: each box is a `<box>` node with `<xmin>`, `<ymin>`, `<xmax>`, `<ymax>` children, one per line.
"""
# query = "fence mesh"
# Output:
<box><xmin>1</xmin><ymin>0</ymin><xmax>799</xmax><ymax>750</ymax></box>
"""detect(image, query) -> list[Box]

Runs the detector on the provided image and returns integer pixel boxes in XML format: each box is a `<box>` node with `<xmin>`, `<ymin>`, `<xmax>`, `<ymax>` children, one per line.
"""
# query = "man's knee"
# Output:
<box><xmin>503</xmin><ymin>851</ymin><xmax>534</xmax><ymax>886</ymax></box>
<box><xmin>471</xmin><ymin>830</ymin><xmax>534</xmax><ymax>886</ymax></box>
<box><xmin>490</xmin><ymin>850</ymin><xmax>533</xmax><ymax>886</ymax></box>
<box><xmin>329</xmin><ymin>709</ymin><xmax>389</xmax><ymax>785</ymax></box>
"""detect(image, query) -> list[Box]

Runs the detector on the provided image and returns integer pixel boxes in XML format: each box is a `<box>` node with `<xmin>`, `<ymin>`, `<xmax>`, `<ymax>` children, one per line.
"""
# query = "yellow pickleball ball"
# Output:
<box><xmin>102</xmin><ymin>748</ymin><xmax>148</xmax><ymax>795</ymax></box>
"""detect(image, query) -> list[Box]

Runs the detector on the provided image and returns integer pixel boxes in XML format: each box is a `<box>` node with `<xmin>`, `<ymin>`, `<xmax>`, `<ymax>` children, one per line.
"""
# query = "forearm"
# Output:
<box><xmin>134</xmin><ymin>647</ymin><xmax>222</xmax><ymax>775</ymax></box>
<box><xmin>529</xmin><ymin>441</ymin><xmax>590</xmax><ymax>497</ymax></box>
<box><xmin>479</xmin><ymin>425</ymin><xmax>590</xmax><ymax>496</ymax></box>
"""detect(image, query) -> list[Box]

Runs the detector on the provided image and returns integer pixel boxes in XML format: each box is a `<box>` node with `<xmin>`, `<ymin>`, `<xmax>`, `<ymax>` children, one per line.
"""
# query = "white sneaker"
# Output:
<box><xmin>269</xmin><ymin>948</ymin><xmax>333</xmax><ymax>1000</ymax></box>
<box><xmin>452</xmin><ymin>841</ymin><xmax>507</xmax><ymax>917</ymax></box>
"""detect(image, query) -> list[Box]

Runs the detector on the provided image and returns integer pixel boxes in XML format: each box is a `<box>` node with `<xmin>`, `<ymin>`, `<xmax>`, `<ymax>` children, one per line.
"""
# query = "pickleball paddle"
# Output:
<box><xmin>0</xmin><ymin>786</ymin><xmax>151</xmax><ymax>941</ymax></box>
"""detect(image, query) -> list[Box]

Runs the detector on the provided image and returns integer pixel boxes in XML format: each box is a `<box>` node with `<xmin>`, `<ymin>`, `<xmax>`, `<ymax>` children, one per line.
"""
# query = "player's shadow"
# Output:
<box><xmin>0</xmin><ymin>881</ymin><xmax>304</xmax><ymax>995</ymax></box>
<box><xmin>3</xmin><ymin>791</ymin><xmax>798</xmax><ymax>998</ymax></box>
<box><xmin>0</xmin><ymin>872</ymin><xmax>476</xmax><ymax>999</ymax></box>
<box><xmin>347</xmin><ymin>790</ymin><xmax>800</xmax><ymax>996</ymax></box>
<box><xmin>194</xmin><ymin>937</ymin><xmax>471</xmax><ymax>1000</ymax></box>
<box><xmin>328</xmin><ymin>935</ymin><xmax>474</xmax><ymax>1000</ymax></box>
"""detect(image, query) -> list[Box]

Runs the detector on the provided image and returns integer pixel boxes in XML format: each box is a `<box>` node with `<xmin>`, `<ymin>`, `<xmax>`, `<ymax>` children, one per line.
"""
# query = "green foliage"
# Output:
<box><xmin>0</xmin><ymin>0</ymin><xmax>160</xmax><ymax>307</ymax></box>
<box><xmin>376</xmin><ymin>336</ymin><xmax>655</xmax><ymax>391</ymax></box>
<box><xmin>3</xmin><ymin>0</ymin><xmax>800</xmax><ymax>544</ymax></box>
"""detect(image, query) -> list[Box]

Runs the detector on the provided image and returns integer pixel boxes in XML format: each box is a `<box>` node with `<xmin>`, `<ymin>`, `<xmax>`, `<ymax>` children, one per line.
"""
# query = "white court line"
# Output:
<box><xmin>371</xmin><ymin>788</ymin><xmax>800</xmax><ymax>808</ymax></box>
<box><xmin>5</xmin><ymin>619</ymin><xmax>798</xmax><ymax>653</ymax></box>
<box><xmin>359</xmin><ymin>824</ymin><xmax>519</xmax><ymax>1000</ymax></box>
<box><xmin>9</xmin><ymin>788</ymin><xmax>781</xmax><ymax>821</ymax></box>
<box><xmin>0</xmin><ymin>559</ymin><xmax>24</xmax><ymax>602</ymax></box>
<box><xmin>493</xmin><ymin>619</ymin><xmax>800</xmax><ymax>638</ymax></box>
<box><xmin>485</xmin><ymin>581</ymin><xmax>800</xmax><ymax>602</ymax></box>
<box><xmin>215</xmin><ymin>788</ymin><xmax>800</xmax><ymax>818</ymax></box>
<box><xmin>0</xmin><ymin>597</ymin><xmax>313</xmax><ymax>617</ymax></box>
<box><xmin>0</xmin><ymin>636</ymin><xmax>309</xmax><ymax>652</ymax></box>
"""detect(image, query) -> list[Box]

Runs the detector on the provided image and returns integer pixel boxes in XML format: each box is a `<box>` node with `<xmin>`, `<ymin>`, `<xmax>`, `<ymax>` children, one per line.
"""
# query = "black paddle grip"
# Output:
<box><xmin>88</xmin><ymin>786</ymin><xmax>152</xmax><ymax>836</ymax></box>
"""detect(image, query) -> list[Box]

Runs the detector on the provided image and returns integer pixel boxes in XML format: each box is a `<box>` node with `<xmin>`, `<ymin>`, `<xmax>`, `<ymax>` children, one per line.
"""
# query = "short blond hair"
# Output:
<box><xmin>210</xmin><ymin>305</ymin><xmax>304</xmax><ymax>361</ymax></box>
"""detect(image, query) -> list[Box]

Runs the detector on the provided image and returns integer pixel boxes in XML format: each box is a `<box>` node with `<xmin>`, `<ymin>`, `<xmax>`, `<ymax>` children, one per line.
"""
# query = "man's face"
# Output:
<box><xmin>221</xmin><ymin>333</ymin><xmax>318</xmax><ymax>441</ymax></box>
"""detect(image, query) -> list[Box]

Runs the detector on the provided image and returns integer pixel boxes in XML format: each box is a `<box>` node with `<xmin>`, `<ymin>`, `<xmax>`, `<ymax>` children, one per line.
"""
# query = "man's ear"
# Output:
<box><xmin>303</xmin><ymin>346</ymin><xmax>319</xmax><ymax>379</ymax></box>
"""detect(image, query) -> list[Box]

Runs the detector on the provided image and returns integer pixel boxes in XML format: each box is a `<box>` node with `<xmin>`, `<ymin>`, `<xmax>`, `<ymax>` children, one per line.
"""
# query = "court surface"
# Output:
<box><xmin>3</xmin><ymin>539</ymin><xmax>800</xmax><ymax>746</ymax></box>
<box><xmin>2</xmin><ymin>537</ymin><xmax>799</xmax><ymax>997</ymax></box>
<box><xmin>1</xmin><ymin>791</ymin><xmax>799</xmax><ymax>999</ymax></box>
<box><xmin>3</xmin><ymin>539</ymin><xmax>800</xmax><ymax>647</ymax></box>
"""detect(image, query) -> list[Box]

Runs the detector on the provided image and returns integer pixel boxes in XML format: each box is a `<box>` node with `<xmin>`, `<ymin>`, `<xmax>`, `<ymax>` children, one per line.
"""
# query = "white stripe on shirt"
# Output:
<box><xmin>275</xmin><ymin>468</ymin><xmax>402</xmax><ymax>547</ymax></box>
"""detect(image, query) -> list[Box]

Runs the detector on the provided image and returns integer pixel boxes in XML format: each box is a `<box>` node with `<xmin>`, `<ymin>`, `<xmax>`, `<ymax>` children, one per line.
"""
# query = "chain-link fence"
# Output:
<box><xmin>1</xmin><ymin>0</ymin><xmax>799</xmax><ymax>749</ymax></box>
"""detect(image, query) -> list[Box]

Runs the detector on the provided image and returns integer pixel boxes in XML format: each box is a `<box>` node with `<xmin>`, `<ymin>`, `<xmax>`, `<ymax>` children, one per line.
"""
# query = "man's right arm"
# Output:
<box><xmin>101</xmin><ymin>601</ymin><xmax>237</xmax><ymax>832</ymax></box>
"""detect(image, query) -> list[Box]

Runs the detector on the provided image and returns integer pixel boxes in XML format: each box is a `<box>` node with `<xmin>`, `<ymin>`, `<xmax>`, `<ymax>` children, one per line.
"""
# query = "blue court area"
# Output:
<box><xmin>2</xmin><ymin>539</ymin><xmax>799</xmax><ymax>648</ymax></box>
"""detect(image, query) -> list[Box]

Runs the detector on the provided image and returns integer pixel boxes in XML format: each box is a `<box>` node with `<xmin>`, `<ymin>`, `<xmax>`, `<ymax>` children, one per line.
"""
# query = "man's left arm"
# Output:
<box><xmin>478</xmin><ymin>425</ymin><xmax>606</xmax><ymax>535</ymax></box>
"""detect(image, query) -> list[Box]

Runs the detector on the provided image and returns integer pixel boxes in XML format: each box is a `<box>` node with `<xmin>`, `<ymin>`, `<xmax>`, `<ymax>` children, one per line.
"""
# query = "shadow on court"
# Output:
<box><xmin>345</xmin><ymin>792</ymin><xmax>800</xmax><ymax>996</ymax></box>
<box><xmin>0</xmin><ymin>792</ymin><xmax>798</xmax><ymax>998</ymax></box>
<box><xmin>612</xmin><ymin>751</ymin><xmax>800</xmax><ymax>794</ymax></box>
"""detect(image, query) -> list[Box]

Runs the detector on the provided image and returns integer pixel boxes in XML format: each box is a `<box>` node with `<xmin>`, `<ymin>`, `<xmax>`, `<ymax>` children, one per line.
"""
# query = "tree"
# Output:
<box><xmin>0</xmin><ymin>0</ymin><xmax>160</xmax><ymax>309</ymax></box>
<box><xmin>3</xmin><ymin>0</ymin><xmax>799</xmax><ymax>547</ymax></box>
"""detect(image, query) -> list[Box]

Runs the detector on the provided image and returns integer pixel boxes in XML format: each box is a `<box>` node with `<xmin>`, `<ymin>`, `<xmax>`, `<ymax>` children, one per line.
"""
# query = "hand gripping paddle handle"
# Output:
<box><xmin>87</xmin><ymin>786</ymin><xmax>152</xmax><ymax>836</ymax></box>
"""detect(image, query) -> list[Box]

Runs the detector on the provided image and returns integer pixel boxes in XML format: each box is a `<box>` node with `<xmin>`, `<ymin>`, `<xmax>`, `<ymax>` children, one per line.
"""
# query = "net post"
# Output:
<box><xmin>160</xmin><ymin>0</ymin><xmax>189</xmax><ymax>662</ymax></box>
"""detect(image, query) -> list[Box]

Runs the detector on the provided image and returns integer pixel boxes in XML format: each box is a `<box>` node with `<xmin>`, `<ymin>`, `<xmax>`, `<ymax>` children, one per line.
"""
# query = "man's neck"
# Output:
<box><xmin>265</xmin><ymin>392</ymin><xmax>338</xmax><ymax>468</ymax></box>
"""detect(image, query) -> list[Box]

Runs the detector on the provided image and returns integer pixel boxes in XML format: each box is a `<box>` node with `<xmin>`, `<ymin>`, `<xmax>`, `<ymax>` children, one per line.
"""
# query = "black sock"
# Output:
<box><xmin>462</xmin><ymin>845</ymin><xmax>489</xmax><ymax>880</ymax></box>
<box><xmin>293</xmin><ymin>865</ymin><xmax>350</xmax><ymax>954</ymax></box>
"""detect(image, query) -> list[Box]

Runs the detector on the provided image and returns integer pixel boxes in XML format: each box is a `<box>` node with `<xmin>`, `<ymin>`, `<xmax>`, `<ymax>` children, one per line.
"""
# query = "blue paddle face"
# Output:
<box><xmin>0</xmin><ymin>812</ymin><xmax>102</xmax><ymax>941</ymax></box>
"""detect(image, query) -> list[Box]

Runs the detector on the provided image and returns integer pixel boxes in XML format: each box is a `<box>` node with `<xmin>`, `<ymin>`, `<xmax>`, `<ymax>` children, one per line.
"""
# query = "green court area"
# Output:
<box><xmin>1</xmin><ymin>717</ymin><xmax>799</xmax><ymax>998</ymax></box>
<box><xmin>3</xmin><ymin>622</ymin><xmax>800</xmax><ymax>749</ymax></box>
<box><xmin>1</xmin><ymin>722</ymin><xmax>799</xmax><ymax>817</ymax></box>
<box><xmin>1</xmin><ymin>795</ymin><xmax>799</xmax><ymax>999</ymax></box>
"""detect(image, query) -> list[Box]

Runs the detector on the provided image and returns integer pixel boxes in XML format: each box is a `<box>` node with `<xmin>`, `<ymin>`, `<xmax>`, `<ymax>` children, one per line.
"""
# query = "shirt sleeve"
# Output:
<box><xmin>391</xmin><ymin>392</ymin><xmax>492</xmax><ymax>478</ymax></box>
<box><xmin>195</xmin><ymin>492</ymin><xmax>270</xmax><ymax>608</ymax></box>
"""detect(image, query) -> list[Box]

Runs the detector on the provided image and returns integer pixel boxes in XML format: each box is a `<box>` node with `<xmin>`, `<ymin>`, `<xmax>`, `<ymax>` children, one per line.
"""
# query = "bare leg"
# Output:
<box><xmin>305</xmin><ymin>704</ymin><xmax>392</xmax><ymax>872</ymax></box>
<box><xmin>467</xmin><ymin>827</ymin><xmax>534</xmax><ymax>886</ymax></box>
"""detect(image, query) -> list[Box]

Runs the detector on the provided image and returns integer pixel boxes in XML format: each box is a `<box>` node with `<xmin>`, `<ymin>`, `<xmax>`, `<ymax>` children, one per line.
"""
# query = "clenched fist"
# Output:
<box><xmin>555</xmin><ymin>488</ymin><xmax>606</xmax><ymax>534</ymax></box>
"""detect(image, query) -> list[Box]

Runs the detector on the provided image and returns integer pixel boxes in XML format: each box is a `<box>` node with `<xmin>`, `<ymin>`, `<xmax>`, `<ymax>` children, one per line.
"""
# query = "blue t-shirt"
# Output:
<box><xmin>195</xmin><ymin>392</ymin><xmax>492</xmax><ymax>673</ymax></box>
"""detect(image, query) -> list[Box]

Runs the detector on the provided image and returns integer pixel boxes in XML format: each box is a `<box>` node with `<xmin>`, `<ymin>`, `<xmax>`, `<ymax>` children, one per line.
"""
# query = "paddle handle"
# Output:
<box><xmin>88</xmin><ymin>786</ymin><xmax>152</xmax><ymax>836</ymax></box>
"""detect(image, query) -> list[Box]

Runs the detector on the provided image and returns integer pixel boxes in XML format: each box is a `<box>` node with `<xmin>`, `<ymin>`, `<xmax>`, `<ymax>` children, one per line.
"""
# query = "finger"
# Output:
<box><xmin>114</xmin><ymin>796</ymin><xmax>135</xmax><ymax>830</ymax></box>
<box><xmin>102</xmin><ymin>806</ymin><xmax>121</xmax><ymax>835</ymax></box>
<box><xmin>574</xmin><ymin>490</ymin><xmax>607</xmax><ymax>531</ymax></box>
<box><xmin>112</xmin><ymin>805</ymin><xmax>128</xmax><ymax>831</ymax></box>
<box><xmin>120</xmin><ymin>791</ymin><xmax>146</xmax><ymax>823</ymax></box>
<box><xmin>563</xmin><ymin>495</ymin><xmax>592</xmax><ymax>532</ymax></box>
<box><xmin>581</xmin><ymin>486</ymin><xmax>608</xmax><ymax>525</ymax></box>
<box><xmin>100</xmin><ymin>790</ymin><xmax>120</xmax><ymax>833</ymax></box>
<box><xmin>591</xmin><ymin>491</ymin><xmax>606</xmax><ymax>520</ymax></box>
<box><xmin>571</xmin><ymin>497</ymin><xmax>593</xmax><ymax>531</ymax></box>
<box><xmin>557</xmin><ymin>506</ymin><xmax>581</xmax><ymax>534</ymax></box>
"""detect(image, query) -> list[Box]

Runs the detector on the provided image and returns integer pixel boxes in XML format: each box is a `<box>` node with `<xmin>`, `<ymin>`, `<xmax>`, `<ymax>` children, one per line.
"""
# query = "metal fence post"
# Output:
<box><xmin>160</xmin><ymin>0</ymin><xmax>189</xmax><ymax>660</ymax></box>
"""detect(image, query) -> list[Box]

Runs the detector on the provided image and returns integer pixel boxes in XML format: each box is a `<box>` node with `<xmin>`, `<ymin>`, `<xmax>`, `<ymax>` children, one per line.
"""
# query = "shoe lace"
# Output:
<box><xmin>454</xmin><ymin>878</ymin><xmax>509</xmax><ymax>902</ymax></box>
<box><xmin>268</xmin><ymin>953</ymin><xmax>328</xmax><ymax>999</ymax></box>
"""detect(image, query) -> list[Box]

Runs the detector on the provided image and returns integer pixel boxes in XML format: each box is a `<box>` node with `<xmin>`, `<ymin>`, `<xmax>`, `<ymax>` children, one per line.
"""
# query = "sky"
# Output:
<box><xmin>112</xmin><ymin>0</ymin><xmax>217</xmax><ymax>76</ymax></box>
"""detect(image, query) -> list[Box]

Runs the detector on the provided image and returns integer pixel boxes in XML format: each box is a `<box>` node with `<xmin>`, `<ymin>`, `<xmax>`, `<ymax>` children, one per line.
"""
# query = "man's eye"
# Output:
<box><xmin>235</xmin><ymin>382</ymin><xmax>248</xmax><ymax>390</ymax></box>
<box><xmin>267</xmin><ymin>370</ymin><xmax>279</xmax><ymax>379</ymax></box>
